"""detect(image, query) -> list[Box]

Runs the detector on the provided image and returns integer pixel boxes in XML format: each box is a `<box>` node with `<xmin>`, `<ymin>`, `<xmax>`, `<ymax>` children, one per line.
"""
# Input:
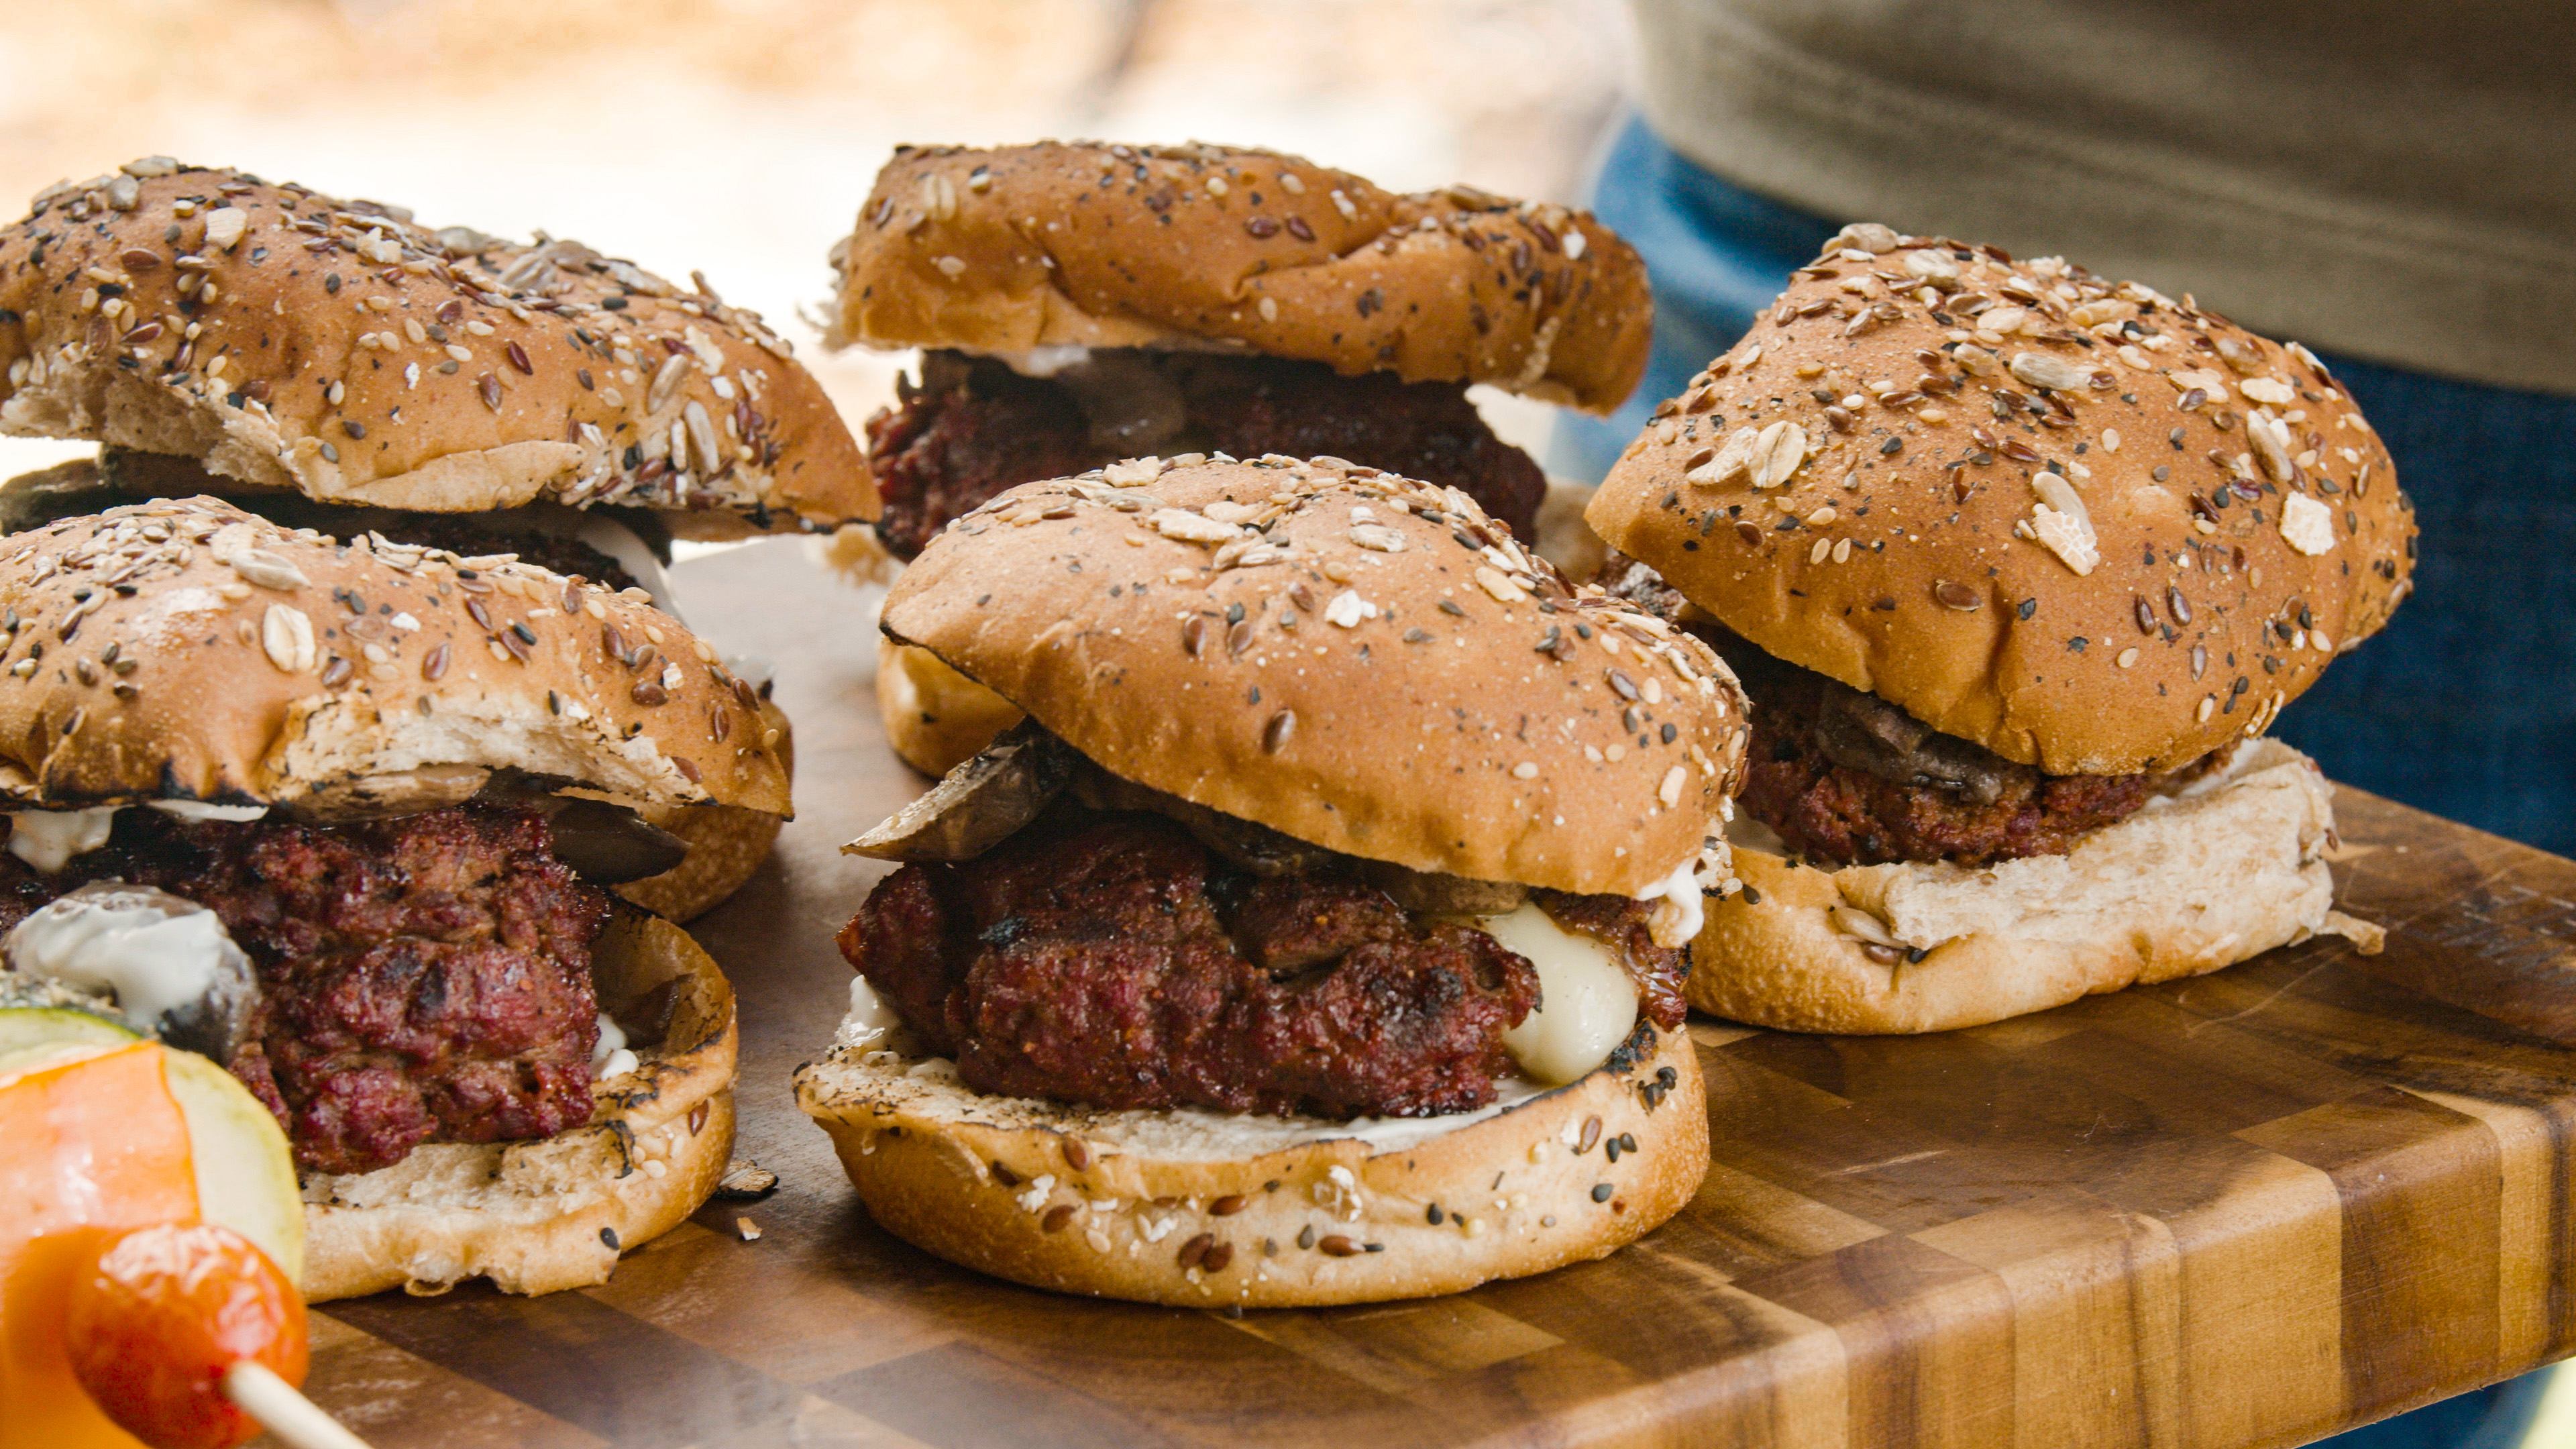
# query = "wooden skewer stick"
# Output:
<box><xmin>222</xmin><ymin>1361</ymin><xmax>375</xmax><ymax>1449</ymax></box>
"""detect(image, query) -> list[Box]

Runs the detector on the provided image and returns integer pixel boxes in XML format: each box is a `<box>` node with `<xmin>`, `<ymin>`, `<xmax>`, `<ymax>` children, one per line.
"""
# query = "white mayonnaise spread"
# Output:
<box><xmin>592</xmin><ymin>1011</ymin><xmax>637</xmax><ymax>1079</ymax></box>
<box><xmin>6</xmin><ymin>806</ymin><xmax>121</xmax><ymax>873</ymax></box>
<box><xmin>147</xmin><ymin>800</ymin><xmax>270</xmax><ymax>823</ymax></box>
<box><xmin>1472</xmin><ymin>903</ymin><xmax>1640</xmax><ymax>1085</ymax></box>
<box><xmin>1633</xmin><ymin>855</ymin><xmax>1707</xmax><ymax>947</ymax></box>
<box><xmin>4</xmin><ymin>882</ymin><xmax>248</xmax><ymax>1031</ymax></box>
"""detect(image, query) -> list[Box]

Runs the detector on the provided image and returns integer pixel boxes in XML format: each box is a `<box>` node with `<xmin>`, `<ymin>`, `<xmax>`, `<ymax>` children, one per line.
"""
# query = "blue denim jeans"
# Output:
<box><xmin>1555</xmin><ymin>116</ymin><xmax>2576</xmax><ymax>862</ymax></box>
<box><xmin>1556</xmin><ymin>114</ymin><xmax>2567</xmax><ymax>1448</ymax></box>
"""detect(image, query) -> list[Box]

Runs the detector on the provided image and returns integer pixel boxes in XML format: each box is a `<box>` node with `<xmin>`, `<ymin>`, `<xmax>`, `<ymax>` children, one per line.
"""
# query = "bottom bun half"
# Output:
<box><xmin>876</xmin><ymin>635</ymin><xmax>1025</xmax><ymax>778</ymax></box>
<box><xmin>300</xmin><ymin>910</ymin><xmax>738</xmax><ymax>1300</ymax></box>
<box><xmin>794</xmin><ymin>1021</ymin><xmax>1705</xmax><ymax>1307</ymax></box>
<box><xmin>1688</xmin><ymin>738</ymin><xmax>2385</xmax><ymax>1035</ymax></box>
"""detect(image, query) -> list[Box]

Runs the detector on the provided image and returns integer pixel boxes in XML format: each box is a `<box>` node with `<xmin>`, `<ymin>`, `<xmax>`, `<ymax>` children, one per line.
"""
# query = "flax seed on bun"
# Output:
<box><xmin>879</xmin><ymin>454</ymin><xmax>1751</xmax><ymax>898</ymax></box>
<box><xmin>828</xmin><ymin>143</ymin><xmax>1652</xmax><ymax>414</ymax></box>
<box><xmin>795</xmin><ymin>1020</ymin><xmax>1703</xmax><ymax>1308</ymax></box>
<box><xmin>1585</xmin><ymin>225</ymin><xmax>2417</xmax><ymax>777</ymax></box>
<box><xmin>0</xmin><ymin>496</ymin><xmax>790</xmax><ymax>821</ymax></box>
<box><xmin>0</xmin><ymin>159</ymin><xmax>875</xmax><ymax>539</ymax></box>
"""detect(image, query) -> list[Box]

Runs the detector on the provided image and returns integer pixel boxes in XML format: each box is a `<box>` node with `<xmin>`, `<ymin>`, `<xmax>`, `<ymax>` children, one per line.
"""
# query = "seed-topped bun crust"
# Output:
<box><xmin>1587</xmin><ymin>225</ymin><xmax>2416</xmax><ymax>776</ymax></box>
<box><xmin>881</xmin><ymin>455</ymin><xmax>1750</xmax><ymax>896</ymax></box>
<box><xmin>0</xmin><ymin>160</ymin><xmax>875</xmax><ymax>539</ymax></box>
<box><xmin>828</xmin><ymin>142</ymin><xmax>1652</xmax><ymax>415</ymax></box>
<box><xmin>304</xmin><ymin>908</ymin><xmax>737</xmax><ymax>1300</ymax></box>
<box><xmin>0</xmin><ymin>497</ymin><xmax>790</xmax><ymax>818</ymax></box>
<box><xmin>796</xmin><ymin>1020</ymin><xmax>1703</xmax><ymax>1307</ymax></box>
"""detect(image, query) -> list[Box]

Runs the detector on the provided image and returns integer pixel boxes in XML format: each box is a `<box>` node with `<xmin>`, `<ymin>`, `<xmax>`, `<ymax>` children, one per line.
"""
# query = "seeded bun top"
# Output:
<box><xmin>0</xmin><ymin>497</ymin><xmax>790</xmax><ymax>817</ymax></box>
<box><xmin>1586</xmin><ymin>225</ymin><xmax>2417</xmax><ymax>776</ymax></box>
<box><xmin>828</xmin><ymin>142</ymin><xmax>1653</xmax><ymax>415</ymax></box>
<box><xmin>0</xmin><ymin>159</ymin><xmax>875</xmax><ymax>540</ymax></box>
<box><xmin>879</xmin><ymin>455</ymin><xmax>1748</xmax><ymax>896</ymax></box>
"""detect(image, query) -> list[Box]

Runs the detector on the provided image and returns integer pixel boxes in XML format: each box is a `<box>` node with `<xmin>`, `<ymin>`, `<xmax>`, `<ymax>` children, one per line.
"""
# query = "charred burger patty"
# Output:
<box><xmin>864</xmin><ymin>350</ymin><xmax>1549</xmax><ymax>557</ymax></box>
<box><xmin>1601</xmin><ymin>556</ymin><xmax>2199</xmax><ymax>867</ymax></box>
<box><xmin>0</xmin><ymin>804</ymin><xmax>605</xmax><ymax>1175</ymax></box>
<box><xmin>840</xmin><ymin>808</ymin><xmax>1685</xmax><ymax>1120</ymax></box>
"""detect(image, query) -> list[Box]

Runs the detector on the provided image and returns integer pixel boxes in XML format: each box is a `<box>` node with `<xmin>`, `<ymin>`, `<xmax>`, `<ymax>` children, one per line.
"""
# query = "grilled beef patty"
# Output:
<box><xmin>863</xmin><ymin>350</ymin><xmax>1548</xmax><ymax>558</ymax></box>
<box><xmin>0</xmin><ymin>804</ymin><xmax>606</xmax><ymax>1175</ymax></box>
<box><xmin>839</xmin><ymin>808</ymin><xmax>1684</xmax><ymax>1120</ymax></box>
<box><xmin>1598</xmin><ymin>555</ymin><xmax>2192</xmax><ymax>867</ymax></box>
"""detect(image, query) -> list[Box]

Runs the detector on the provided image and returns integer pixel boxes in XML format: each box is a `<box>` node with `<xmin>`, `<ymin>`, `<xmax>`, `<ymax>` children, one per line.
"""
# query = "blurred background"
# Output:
<box><xmin>0</xmin><ymin>0</ymin><xmax>1631</xmax><ymax>484</ymax></box>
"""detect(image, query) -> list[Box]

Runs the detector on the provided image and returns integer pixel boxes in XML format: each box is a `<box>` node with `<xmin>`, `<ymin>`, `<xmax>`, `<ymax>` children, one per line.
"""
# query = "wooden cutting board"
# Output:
<box><xmin>285</xmin><ymin>539</ymin><xmax>2576</xmax><ymax>1449</ymax></box>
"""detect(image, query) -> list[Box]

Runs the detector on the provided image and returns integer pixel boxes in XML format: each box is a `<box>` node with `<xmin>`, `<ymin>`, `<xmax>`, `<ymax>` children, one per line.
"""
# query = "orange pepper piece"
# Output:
<box><xmin>0</xmin><ymin>1042</ymin><xmax>199</xmax><ymax>1449</ymax></box>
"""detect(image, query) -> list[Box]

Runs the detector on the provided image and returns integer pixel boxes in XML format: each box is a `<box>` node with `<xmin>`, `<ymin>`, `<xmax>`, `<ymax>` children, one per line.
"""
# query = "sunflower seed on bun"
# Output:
<box><xmin>799</xmin><ymin>454</ymin><xmax>1749</xmax><ymax>1306</ymax></box>
<box><xmin>0</xmin><ymin>497</ymin><xmax>769</xmax><ymax>1295</ymax></box>
<box><xmin>1587</xmin><ymin>226</ymin><xmax>2408</xmax><ymax>1034</ymax></box>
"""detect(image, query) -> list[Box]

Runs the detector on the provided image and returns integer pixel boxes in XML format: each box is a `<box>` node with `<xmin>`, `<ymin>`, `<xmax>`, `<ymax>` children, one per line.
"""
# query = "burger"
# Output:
<box><xmin>796</xmin><ymin>454</ymin><xmax>1750</xmax><ymax>1307</ymax></box>
<box><xmin>821</xmin><ymin>140</ymin><xmax>1653</xmax><ymax>773</ymax></box>
<box><xmin>1585</xmin><ymin>224</ymin><xmax>2412</xmax><ymax>1034</ymax></box>
<box><xmin>0</xmin><ymin>497</ymin><xmax>773</xmax><ymax>1298</ymax></box>
<box><xmin>0</xmin><ymin>158</ymin><xmax>878</xmax><ymax>918</ymax></box>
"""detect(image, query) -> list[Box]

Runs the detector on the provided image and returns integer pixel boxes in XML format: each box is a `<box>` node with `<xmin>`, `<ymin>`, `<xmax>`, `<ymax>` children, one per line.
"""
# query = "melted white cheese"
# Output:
<box><xmin>146</xmin><ymin>800</ymin><xmax>270</xmax><ymax>823</ymax></box>
<box><xmin>591</xmin><ymin>1011</ymin><xmax>637</xmax><ymax>1078</ymax></box>
<box><xmin>1633</xmin><ymin>855</ymin><xmax>1707</xmax><ymax>947</ymax></box>
<box><xmin>1473</xmin><ymin>904</ymin><xmax>1639</xmax><ymax>1085</ymax></box>
<box><xmin>841</xmin><ymin>975</ymin><xmax>904</xmax><ymax>1050</ymax></box>
<box><xmin>6</xmin><ymin>806</ymin><xmax>120</xmax><ymax>873</ymax></box>
<box><xmin>990</xmin><ymin>345</ymin><xmax>1094</xmax><ymax>378</ymax></box>
<box><xmin>4</xmin><ymin>882</ymin><xmax>246</xmax><ymax>1030</ymax></box>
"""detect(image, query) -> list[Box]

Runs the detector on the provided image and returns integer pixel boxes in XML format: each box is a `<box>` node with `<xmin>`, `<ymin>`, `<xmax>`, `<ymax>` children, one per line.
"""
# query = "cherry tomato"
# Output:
<box><xmin>61</xmin><ymin>1223</ymin><xmax>309</xmax><ymax>1449</ymax></box>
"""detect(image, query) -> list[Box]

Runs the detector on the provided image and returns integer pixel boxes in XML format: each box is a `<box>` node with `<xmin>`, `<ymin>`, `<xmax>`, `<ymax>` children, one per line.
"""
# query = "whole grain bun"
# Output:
<box><xmin>303</xmin><ymin>908</ymin><xmax>736</xmax><ymax>1299</ymax></box>
<box><xmin>0</xmin><ymin>497</ymin><xmax>790</xmax><ymax>818</ymax></box>
<box><xmin>1587</xmin><ymin>226</ymin><xmax>2416</xmax><ymax>776</ymax></box>
<box><xmin>869</xmin><ymin>478</ymin><xmax>1620</xmax><ymax>780</ymax></box>
<box><xmin>614</xmin><ymin>696</ymin><xmax>793</xmax><ymax>921</ymax></box>
<box><xmin>828</xmin><ymin>142</ymin><xmax>1652</xmax><ymax>414</ymax></box>
<box><xmin>795</xmin><ymin>1019</ymin><xmax>1701</xmax><ymax>1307</ymax></box>
<box><xmin>881</xmin><ymin>455</ymin><xmax>1750</xmax><ymax>897</ymax></box>
<box><xmin>1688</xmin><ymin>739</ymin><xmax>2384</xmax><ymax>1034</ymax></box>
<box><xmin>875</xmin><ymin>635</ymin><xmax>1024</xmax><ymax>778</ymax></box>
<box><xmin>0</xmin><ymin>160</ymin><xmax>875</xmax><ymax>540</ymax></box>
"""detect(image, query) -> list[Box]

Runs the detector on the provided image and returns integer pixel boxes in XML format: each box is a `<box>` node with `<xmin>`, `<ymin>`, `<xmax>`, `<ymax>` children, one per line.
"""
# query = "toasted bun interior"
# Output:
<box><xmin>795</xmin><ymin>1020</ymin><xmax>1703</xmax><ymax>1307</ymax></box>
<box><xmin>300</xmin><ymin>908</ymin><xmax>737</xmax><ymax>1300</ymax></box>
<box><xmin>1686</xmin><ymin>739</ymin><xmax>2383</xmax><ymax>1034</ymax></box>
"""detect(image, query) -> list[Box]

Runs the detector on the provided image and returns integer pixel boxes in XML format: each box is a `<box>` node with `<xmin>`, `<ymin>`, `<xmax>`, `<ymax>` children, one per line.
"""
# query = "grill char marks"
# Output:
<box><xmin>863</xmin><ymin>350</ymin><xmax>1547</xmax><ymax>558</ymax></box>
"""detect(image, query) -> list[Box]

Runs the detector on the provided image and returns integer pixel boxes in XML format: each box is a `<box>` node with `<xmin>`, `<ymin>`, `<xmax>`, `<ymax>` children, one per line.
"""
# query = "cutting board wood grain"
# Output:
<box><xmin>283</xmin><ymin>541</ymin><xmax>2576</xmax><ymax>1449</ymax></box>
